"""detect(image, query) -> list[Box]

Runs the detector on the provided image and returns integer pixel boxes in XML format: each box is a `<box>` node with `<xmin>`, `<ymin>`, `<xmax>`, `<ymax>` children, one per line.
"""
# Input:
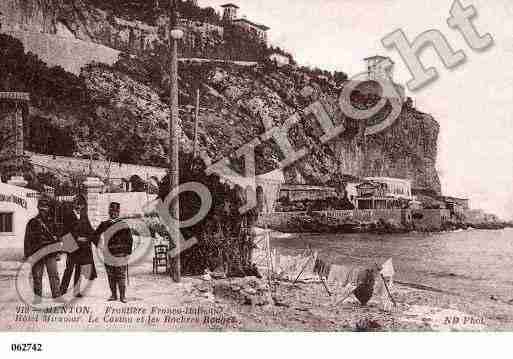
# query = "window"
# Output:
<box><xmin>0</xmin><ymin>213</ymin><xmax>14</xmax><ymax>233</ymax></box>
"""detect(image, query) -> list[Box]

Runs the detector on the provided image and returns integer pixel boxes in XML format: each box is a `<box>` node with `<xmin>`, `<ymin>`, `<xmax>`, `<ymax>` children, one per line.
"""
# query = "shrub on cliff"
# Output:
<box><xmin>85</xmin><ymin>0</ymin><xmax>222</xmax><ymax>25</ymax></box>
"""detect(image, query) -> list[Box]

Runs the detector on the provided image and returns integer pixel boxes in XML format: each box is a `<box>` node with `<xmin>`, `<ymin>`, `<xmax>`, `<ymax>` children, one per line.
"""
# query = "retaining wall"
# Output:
<box><xmin>95</xmin><ymin>192</ymin><xmax>158</xmax><ymax>224</ymax></box>
<box><xmin>412</xmin><ymin>209</ymin><xmax>450</xmax><ymax>230</ymax></box>
<box><xmin>29</xmin><ymin>152</ymin><xmax>167</xmax><ymax>181</ymax></box>
<box><xmin>259</xmin><ymin>209</ymin><xmax>410</xmax><ymax>228</ymax></box>
<box><xmin>2</xmin><ymin>30</ymin><xmax>120</xmax><ymax>75</ymax></box>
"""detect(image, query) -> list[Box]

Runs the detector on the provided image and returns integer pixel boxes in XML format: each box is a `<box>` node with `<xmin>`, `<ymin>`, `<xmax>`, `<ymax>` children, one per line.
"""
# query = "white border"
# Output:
<box><xmin>1</xmin><ymin>333</ymin><xmax>512</xmax><ymax>359</ymax></box>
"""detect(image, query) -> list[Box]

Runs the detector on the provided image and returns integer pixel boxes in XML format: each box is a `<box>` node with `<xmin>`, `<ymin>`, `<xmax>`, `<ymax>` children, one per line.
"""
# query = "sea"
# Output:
<box><xmin>271</xmin><ymin>228</ymin><xmax>513</xmax><ymax>302</ymax></box>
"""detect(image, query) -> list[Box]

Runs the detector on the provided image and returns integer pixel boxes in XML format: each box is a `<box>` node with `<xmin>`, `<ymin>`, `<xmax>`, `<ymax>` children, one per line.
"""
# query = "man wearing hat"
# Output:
<box><xmin>60</xmin><ymin>195</ymin><xmax>97</xmax><ymax>298</ymax></box>
<box><xmin>94</xmin><ymin>202</ymin><xmax>133</xmax><ymax>303</ymax></box>
<box><xmin>24</xmin><ymin>195</ymin><xmax>62</xmax><ymax>303</ymax></box>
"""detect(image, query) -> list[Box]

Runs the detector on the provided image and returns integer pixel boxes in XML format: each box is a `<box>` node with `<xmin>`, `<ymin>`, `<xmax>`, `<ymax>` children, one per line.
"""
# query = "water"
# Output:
<box><xmin>272</xmin><ymin>228</ymin><xmax>513</xmax><ymax>302</ymax></box>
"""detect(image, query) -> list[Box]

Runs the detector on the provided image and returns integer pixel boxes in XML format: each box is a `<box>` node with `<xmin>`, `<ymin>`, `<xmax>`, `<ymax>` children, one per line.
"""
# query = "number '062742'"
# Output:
<box><xmin>11</xmin><ymin>343</ymin><xmax>43</xmax><ymax>352</ymax></box>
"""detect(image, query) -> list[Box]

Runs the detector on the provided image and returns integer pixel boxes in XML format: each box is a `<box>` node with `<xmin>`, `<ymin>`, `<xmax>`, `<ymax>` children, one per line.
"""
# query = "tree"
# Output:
<box><xmin>158</xmin><ymin>152</ymin><xmax>260</xmax><ymax>276</ymax></box>
<box><xmin>333</xmin><ymin>71</ymin><xmax>348</xmax><ymax>84</ymax></box>
<box><xmin>129</xmin><ymin>175</ymin><xmax>146</xmax><ymax>192</ymax></box>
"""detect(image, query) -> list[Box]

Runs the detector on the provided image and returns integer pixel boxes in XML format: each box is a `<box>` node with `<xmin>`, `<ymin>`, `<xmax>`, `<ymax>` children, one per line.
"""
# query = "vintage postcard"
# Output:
<box><xmin>0</xmin><ymin>0</ymin><xmax>512</xmax><ymax>337</ymax></box>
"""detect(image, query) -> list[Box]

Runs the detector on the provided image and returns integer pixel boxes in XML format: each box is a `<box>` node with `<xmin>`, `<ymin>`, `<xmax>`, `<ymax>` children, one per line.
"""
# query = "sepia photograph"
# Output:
<box><xmin>0</xmin><ymin>0</ymin><xmax>512</xmax><ymax>347</ymax></box>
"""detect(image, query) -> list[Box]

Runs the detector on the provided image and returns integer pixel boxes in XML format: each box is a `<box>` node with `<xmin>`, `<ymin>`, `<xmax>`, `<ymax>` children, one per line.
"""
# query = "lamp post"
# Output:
<box><xmin>169</xmin><ymin>0</ymin><xmax>184</xmax><ymax>283</ymax></box>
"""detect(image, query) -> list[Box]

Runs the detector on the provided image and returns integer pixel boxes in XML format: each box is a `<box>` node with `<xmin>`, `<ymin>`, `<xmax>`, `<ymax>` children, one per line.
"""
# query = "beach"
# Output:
<box><xmin>1</xmin><ymin>228</ymin><xmax>512</xmax><ymax>331</ymax></box>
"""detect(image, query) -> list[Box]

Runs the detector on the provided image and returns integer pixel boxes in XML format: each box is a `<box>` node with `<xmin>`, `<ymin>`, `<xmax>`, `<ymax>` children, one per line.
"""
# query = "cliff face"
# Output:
<box><xmin>81</xmin><ymin>59</ymin><xmax>441</xmax><ymax>193</ymax></box>
<box><xmin>1</xmin><ymin>0</ymin><xmax>260</xmax><ymax>61</ymax></box>
<box><xmin>0</xmin><ymin>0</ymin><xmax>441</xmax><ymax>194</ymax></box>
<box><xmin>0</xmin><ymin>0</ymin><xmax>58</xmax><ymax>33</ymax></box>
<box><xmin>362</xmin><ymin>107</ymin><xmax>440</xmax><ymax>193</ymax></box>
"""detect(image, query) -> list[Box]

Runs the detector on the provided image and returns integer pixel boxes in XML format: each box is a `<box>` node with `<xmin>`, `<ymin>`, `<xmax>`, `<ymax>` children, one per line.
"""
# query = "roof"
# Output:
<box><xmin>221</xmin><ymin>3</ymin><xmax>240</xmax><ymax>9</ymax></box>
<box><xmin>440</xmin><ymin>196</ymin><xmax>469</xmax><ymax>202</ymax></box>
<box><xmin>218</xmin><ymin>169</ymin><xmax>285</xmax><ymax>189</ymax></box>
<box><xmin>364</xmin><ymin>55</ymin><xmax>389</xmax><ymax>60</ymax></box>
<box><xmin>233</xmin><ymin>18</ymin><xmax>270</xmax><ymax>31</ymax></box>
<box><xmin>364</xmin><ymin>55</ymin><xmax>395</xmax><ymax>64</ymax></box>
<box><xmin>269</xmin><ymin>52</ymin><xmax>289</xmax><ymax>58</ymax></box>
<box><xmin>281</xmin><ymin>185</ymin><xmax>336</xmax><ymax>192</ymax></box>
<box><xmin>365</xmin><ymin>177</ymin><xmax>411</xmax><ymax>184</ymax></box>
<box><xmin>357</xmin><ymin>181</ymin><xmax>382</xmax><ymax>188</ymax></box>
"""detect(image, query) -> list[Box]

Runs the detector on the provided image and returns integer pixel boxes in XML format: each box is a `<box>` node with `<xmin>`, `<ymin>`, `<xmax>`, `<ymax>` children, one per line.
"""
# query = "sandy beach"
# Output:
<box><xmin>1</xmin><ymin>252</ymin><xmax>511</xmax><ymax>332</ymax></box>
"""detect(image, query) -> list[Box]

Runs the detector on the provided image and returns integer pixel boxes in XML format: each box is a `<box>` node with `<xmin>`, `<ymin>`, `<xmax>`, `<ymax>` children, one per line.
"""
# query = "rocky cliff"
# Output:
<box><xmin>0</xmin><ymin>0</ymin><xmax>441</xmax><ymax>194</ymax></box>
<box><xmin>1</xmin><ymin>0</ymin><xmax>264</xmax><ymax>61</ymax></box>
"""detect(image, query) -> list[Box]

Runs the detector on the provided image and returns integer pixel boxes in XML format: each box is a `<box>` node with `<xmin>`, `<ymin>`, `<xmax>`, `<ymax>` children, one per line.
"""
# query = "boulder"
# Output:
<box><xmin>213</xmin><ymin>277</ymin><xmax>272</xmax><ymax>306</ymax></box>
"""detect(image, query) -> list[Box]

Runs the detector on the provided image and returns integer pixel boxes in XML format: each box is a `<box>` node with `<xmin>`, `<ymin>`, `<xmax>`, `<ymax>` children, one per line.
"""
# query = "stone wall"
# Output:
<box><xmin>280</xmin><ymin>185</ymin><xmax>338</xmax><ymax>202</ymax></box>
<box><xmin>95</xmin><ymin>192</ymin><xmax>158</xmax><ymax>225</ymax></box>
<box><xmin>0</xmin><ymin>0</ymin><xmax>228</xmax><ymax>62</ymax></box>
<box><xmin>29</xmin><ymin>152</ymin><xmax>167</xmax><ymax>181</ymax></box>
<box><xmin>464</xmin><ymin>209</ymin><xmax>486</xmax><ymax>224</ymax></box>
<box><xmin>83</xmin><ymin>175</ymin><xmax>158</xmax><ymax>228</ymax></box>
<box><xmin>2</xmin><ymin>30</ymin><xmax>119</xmax><ymax>75</ymax></box>
<box><xmin>259</xmin><ymin>209</ymin><xmax>410</xmax><ymax>228</ymax></box>
<box><xmin>412</xmin><ymin>209</ymin><xmax>450</xmax><ymax>230</ymax></box>
<box><xmin>321</xmin><ymin>209</ymin><xmax>408</xmax><ymax>223</ymax></box>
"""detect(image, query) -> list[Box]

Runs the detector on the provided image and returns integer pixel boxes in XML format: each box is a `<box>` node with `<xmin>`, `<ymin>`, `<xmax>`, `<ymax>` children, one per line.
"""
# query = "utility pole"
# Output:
<box><xmin>192</xmin><ymin>88</ymin><xmax>200</xmax><ymax>159</ymax></box>
<box><xmin>169</xmin><ymin>0</ymin><xmax>184</xmax><ymax>283</ymax></box>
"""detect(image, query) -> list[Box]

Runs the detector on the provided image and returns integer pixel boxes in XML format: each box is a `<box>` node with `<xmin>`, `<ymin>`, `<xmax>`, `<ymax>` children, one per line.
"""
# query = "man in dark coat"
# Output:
<box><xmin>94</xmin><ymin>202</ymin><xmax>133</xmax><ymax>303</ymax></box>
<box><xmin>24</xmin><ymin>196</ymin><xmax>62</xmax><ymax>303</ymax></box>
<box><xmin>60</xmin><ymin>196</ymin><xmax>97</xmax><ymax>297</ymax></box>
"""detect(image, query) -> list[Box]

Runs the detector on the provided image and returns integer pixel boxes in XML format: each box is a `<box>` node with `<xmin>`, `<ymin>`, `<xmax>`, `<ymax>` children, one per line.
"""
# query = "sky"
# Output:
<box><xmin>199</xmin><ymin>0</ymin><xmax>513</xmax><ymax>219</ymax></box>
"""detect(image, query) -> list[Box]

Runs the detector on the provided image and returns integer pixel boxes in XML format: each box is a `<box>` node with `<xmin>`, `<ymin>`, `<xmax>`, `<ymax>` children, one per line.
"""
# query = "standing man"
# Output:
<box><xmin>24</xmin><ymin>195</ymin><xmax>62</xmax><ymax>304</ymax></box>
<box><xmin>60</xmin><ymin>196</ymin><xmax>97</xmax><ymax>298</ymax></box>
<box><xmin>94</xmin><ymin>202</ymin><xmax>133</xmax><ymax>303</ymax></box>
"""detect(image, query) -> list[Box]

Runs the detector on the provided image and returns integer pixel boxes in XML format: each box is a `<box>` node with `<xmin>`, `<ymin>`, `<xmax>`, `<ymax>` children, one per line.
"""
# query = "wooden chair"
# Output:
<box><xmin>153</xmin><ymin>245</ymin><xmax>169</xmax><ymax>274</ymax></box>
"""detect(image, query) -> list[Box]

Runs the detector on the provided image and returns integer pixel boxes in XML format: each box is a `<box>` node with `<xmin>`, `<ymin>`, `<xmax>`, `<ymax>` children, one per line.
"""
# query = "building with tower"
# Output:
<box><xmin>358</xmin><ymin>56</ymin><xmax>406</xmax><ymax>101</ymax></box>
<box><xmin>365</xmin><ymin>55</ymin><xmax>395</xmax><ymax>81</ymax></box>
<box><xmin>221</xmin><ymin>3</ymin><xmax>239</xmax><ymax>22</ymax></box>
<box><xmin>221</xmin><ymin>3</ymin><xmax>270</xmax><ymax>43</ymax></box>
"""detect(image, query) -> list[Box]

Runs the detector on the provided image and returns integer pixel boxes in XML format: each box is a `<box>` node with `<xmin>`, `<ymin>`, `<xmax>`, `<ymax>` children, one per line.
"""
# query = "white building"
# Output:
<box><xmin>362</xmin><ymin>56</ymin><xmax>405</xmax><ymax>101</ymax></box>
<box><xmin>269</xmin><ymin>53</ymin><xmax>290</xmax><ymax>67</ymax></box>
<box><xmin>221</xmin><ymin>3</ymin><xmax>270</xmax><ymax>43</ymax></box>
<box><xmin>354</xmin><ymin>177</ymin><xmax>413</xmax><ymax>210</ymax></box>
<box><xmin>364</xmin><ymin>55</ymin><xmax>394</xmax><ymax>82</ymax></box>
<box><xmin>365</xmin><ymin>177</ymin><xmax>412</xmax><ymax>200</ymax></box>
<box><xmin>232</xmin><ymin>18</ymin><xmax>269</xmax><ymax>42</ymax></box>
<box><xmin>0</xmin><ymin>181</ymin><xmax>38</xmax><ymax>252</ymax></box>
